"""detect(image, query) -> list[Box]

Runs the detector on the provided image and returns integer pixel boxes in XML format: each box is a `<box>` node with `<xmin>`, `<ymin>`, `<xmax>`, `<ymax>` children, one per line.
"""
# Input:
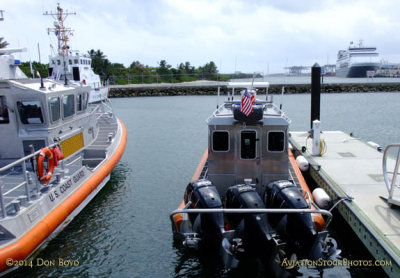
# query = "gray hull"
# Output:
<box><xmin>336</xmin><ymin>64</ymin><xmax>380</xmax><ymax>78</ymax></box>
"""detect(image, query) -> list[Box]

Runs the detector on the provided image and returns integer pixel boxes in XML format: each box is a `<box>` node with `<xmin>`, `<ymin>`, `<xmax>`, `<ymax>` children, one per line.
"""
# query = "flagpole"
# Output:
<box><xmin>217</xmin><ymin>86</ymin><xmax>220</xmax><ymax>109</ymax></box>
<box><xmin>250</xmin><ymin>72</ymin><xmax>255</xmax><ymax>92</ymax></box>
<box><xmin>33</xmin><ymin>66</ymin><xmax>45</xmax><ymax>89</ymax></box>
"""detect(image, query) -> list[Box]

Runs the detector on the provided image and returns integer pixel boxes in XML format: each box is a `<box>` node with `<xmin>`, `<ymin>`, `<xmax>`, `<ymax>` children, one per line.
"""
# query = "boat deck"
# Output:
<box><xmin>0</xmin><ymin>110</ymin><xmax>118</xmax><ymax>218</ymax></box>
<box><xmin>290</xmin><ymin>131</ymin><xmax>400</xmax><ymax>277</ymax></box>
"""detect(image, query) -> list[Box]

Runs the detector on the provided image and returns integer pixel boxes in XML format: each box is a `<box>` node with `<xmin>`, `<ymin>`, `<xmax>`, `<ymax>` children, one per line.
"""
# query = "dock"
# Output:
<box><xmin>290</xmin><ymin>131</ymin><xmax>400</xmax><ymax>277</ymax></box>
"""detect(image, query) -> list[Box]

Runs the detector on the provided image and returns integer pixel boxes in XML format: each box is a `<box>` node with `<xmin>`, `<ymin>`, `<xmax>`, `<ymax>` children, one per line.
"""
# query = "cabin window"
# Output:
<box><xmin>57</xmin><ymin>60</ymin><xmax>60</xmax><ymax>65</ymax></box>
<box><xmin>82</xmin><ymin>92</ymin><xmax>88</xmax><ymax>110</ymax></box>
<box><xmin>77</xmin><ymin>94</ymin><xmax>85</xmax><ymax>112</ymax></box>
<box><xmin>49</xmin><ymin>97</ymin><xmax>61</xmax><ymax>122</ymax></box>
<box><xmin>241</xmin><ymin>131</ymin><xmax>256</xmax><ymax>159</ymax></box>
<box><xmin>63</xmin><ymin>95</ymin><xmax>75</xmax><ymax>118</ymax></box>
<box><xmin>0</xmin><ymin>96</ymin><xmax>9</xmax><ymax>124</ymax></box>
<box><xmin>268</xmin><ymin>131</ymin><xmax>285</xmax><ymax>152</ymax></box>
<box><xmin>17</xmin><ymin>100</ymin><xmax>44</xmax><ymax>124</ymax></box>
<box><xmin>212</xmin><ymin>131</ymin><xmax>229</xmax><ymax>151</ymax></box>
<box><xmin>74</xmin><ymin>59</ymin><xmax>79</xmax><ymax>64</ymax></box>
<box><xmin>69</xmin><ymin>60</ymin><xmax>72</xmax><ymax>65</ymax></box>
<box><xmin>51</xmin><ymin>60</ymin><xmax>56</xmax><ymax>65</ymax></box>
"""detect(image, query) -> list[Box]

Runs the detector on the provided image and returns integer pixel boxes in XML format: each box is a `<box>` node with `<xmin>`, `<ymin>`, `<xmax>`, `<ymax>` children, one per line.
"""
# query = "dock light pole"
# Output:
<box><xmin>311</xmin><ymin>63</ymin><xmax>321</xmax><ymax>156</ymax></box>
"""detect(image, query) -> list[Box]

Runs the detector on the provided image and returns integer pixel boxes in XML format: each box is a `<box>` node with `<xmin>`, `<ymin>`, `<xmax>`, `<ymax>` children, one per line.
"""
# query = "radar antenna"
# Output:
<box><xmin>43</xmin><ymin>3</ymin><xmax>76</xmax><ymax>57</ymax></box>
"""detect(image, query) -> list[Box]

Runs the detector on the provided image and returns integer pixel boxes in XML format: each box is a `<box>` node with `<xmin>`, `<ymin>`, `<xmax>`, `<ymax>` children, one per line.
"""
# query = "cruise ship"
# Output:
<box><xmin>336</xmin><ymin>41</ymin><xmax>380</xmax><ymax>77</ymax></box>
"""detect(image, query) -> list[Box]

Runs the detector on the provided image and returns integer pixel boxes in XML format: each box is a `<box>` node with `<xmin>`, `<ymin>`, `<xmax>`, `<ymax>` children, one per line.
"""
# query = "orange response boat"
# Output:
<box><xmin>0</xmin><ymin>10</ymin><xmax>126</xmax><ymax>275</ymax></box>
<box><xmin>170</xmin><ymin>82</ymin><xmax>340</xmax><ymax>270</ymax></box>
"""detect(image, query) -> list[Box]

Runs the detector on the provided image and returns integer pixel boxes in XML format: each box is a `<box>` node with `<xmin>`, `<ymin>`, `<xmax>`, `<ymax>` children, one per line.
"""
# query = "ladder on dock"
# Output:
<box><xmin>383</xmin><ymin>144</ymin><xmax>400</xmax><ymax>207</ymax></box>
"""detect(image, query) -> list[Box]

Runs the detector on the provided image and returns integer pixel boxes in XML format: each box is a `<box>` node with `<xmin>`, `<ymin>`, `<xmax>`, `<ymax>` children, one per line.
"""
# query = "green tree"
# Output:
<box><xmin>19</xmin><ymin>61</ymin><xmax>48</xmax><ymax>78</ymax></box>
<box><xmin>129</xmin><ymin>61</ymin><xmax>146</xmax><ymax>72</ymax></box>
<box><xmin>198</xmin><ymin>61</ymin><xmax>218</xmax><ymax>80</ymax></box>
<box><xmin>88</xmin><ymin>49</ymin><xmax>107</xmax><ymax>75</ymax></box>
<box><xmin>0</xmin><ymin>37</ymin><xmax>9</xmax><ymax>49</ymax></box>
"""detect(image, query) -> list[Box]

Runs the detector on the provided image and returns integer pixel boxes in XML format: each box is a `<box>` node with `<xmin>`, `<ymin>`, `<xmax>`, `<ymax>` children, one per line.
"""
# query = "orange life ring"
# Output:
<box><xmin>37</xmin><ymin>147</ymin><xmax>55</xmax><ymax>184</ymax></box>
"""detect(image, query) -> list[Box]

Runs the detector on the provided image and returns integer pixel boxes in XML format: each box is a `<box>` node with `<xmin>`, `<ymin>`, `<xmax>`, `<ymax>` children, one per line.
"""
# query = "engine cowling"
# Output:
<box><xmin>225</xmin><ymin>184</ymin><xmax>278</xmax><ymax>258</ymax></box>
<box><xmin>264</xmin><ymin>180</ymin><xmax>316</xmax><ymax>256</ymax></box>
<box><xmin>184</xmin><ymin>179</ymin><xmax>225</xmax><ymax>248</ymax></box>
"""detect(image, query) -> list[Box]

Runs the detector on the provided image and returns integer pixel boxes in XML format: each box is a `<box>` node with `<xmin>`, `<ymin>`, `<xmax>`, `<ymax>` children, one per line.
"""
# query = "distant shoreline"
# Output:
<box><xmin>109</xmin><ymin>82</ymin><xmax>400</xmax><ymax>97</ymax></box>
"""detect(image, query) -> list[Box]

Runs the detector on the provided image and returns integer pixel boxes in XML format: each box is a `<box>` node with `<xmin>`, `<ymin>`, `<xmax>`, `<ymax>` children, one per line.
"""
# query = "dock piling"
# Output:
<box><xmin>311</xmin><ymin>63</ymin><xmax>321</xmax><ymax>129</ymax></box>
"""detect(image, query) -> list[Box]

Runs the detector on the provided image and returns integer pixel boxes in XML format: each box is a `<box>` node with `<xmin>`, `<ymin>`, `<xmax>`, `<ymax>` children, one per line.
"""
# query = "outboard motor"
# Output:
<box><xmin>265</xmin><ymin>180</ymin><xmax>341</xmax><ymax>266</ymax></box>
<box><xmin>183</xmin><ymin>179</ymin><xmax>225</xmax><ymax>250</ymax></box>
<box><xmin>264</xmin><ymin>180</ymin><xmax>317</xmax><ymax>257</ymax></box>
<box><xmin>223</xmin><ymin>184</ymin><xmax>283</xmax><ymax>267</ymax></box>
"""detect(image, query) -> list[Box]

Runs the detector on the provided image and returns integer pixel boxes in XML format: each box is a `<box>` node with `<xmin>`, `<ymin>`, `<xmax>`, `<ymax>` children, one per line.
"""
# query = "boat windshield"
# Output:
<box><xmin>17</xmin><ymin>100</ymin><xmax>44</xmax><ymax>124</ymax></box>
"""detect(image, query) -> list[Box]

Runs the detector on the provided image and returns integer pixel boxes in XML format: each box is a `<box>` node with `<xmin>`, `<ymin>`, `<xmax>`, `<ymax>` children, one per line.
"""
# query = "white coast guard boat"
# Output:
<box><xmin>45</xmin><ymin>4</ymin><xmax>109</xmax><ymax>103</ymax></box>
<box><xmin>0</xmin><ymin>13</ymin><xmax>126</xmax><ymax>275</ymax></box>
<box><xmin>170</xmin><ymin>82</ymin><xmax>340</xmax><ymax>271</ymax></box>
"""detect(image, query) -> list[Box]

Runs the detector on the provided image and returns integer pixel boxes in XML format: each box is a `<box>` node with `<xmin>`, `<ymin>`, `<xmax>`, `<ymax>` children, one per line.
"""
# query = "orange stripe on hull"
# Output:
<box><xmin>173</xmin><ymin>201</ymin><xmax>186</xmax><ymax>232</ymax></box>
<box><xmin>0</xmin><ymin>119</ymin><xmax>127</xmax><ymax>271</ymax></box>
<box><xmin>173</xmin><ymin>150</ymin><xmax>208</xmax><ymax>233</ymax></box>
<box><xmin>191</xmin><ymin>149</ymin><xmax>208</xmax><ymax>181</ymax></box>
<box><xmin>288</xmin><ymin>149</ymin><xmax>325</xmax><ymax>231</ymax></box>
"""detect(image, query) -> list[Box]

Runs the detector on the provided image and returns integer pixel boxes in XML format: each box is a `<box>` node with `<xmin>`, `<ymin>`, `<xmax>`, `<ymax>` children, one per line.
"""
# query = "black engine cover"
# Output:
<box><xmin>225</xmin><ymin>184</ymin><xmax>276</xmax><ymax>257</ymax></box>
<box><xmin>184</xmin><ymin>179</ymin><xmax>224</xmax><ymax>248</ymax></box>
<box><xmin>264</xmin><ymin>180</ymin><xmax>316</xmax><ymax>255</ymax></box>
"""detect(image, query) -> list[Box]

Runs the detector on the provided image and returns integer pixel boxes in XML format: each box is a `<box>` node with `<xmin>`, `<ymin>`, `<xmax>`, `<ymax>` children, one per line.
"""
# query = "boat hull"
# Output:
<box><xmin>336</xmin><ymin>64</ymin><xmax>380</xmax><ymax>78</ymax></box>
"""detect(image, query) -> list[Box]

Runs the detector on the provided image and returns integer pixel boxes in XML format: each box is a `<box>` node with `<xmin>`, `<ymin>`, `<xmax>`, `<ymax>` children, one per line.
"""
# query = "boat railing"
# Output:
<box><xmin>170</xmin><ymin>207</ymin><xmax>332</xmax><ymax>231</ymax></box>
<box><xmin>0</xmin><ymin>143</ymin><xmax>60</xmax><ymax>218</ymax></box>
<box><xmin>94</xmin><ymin>99</ymin><xmax>114</xmax><ymax>121</ymax></box>
<box><xmin>206</xmin><ymin>100</ymin><xmax>291</xmax><ymax>124</ymax></box>
<box><xmin>382</xmin><ymin>144</ymin><xmax>400</xmax><ymax>207</ymax></box>
<box><xmin>91</xmin><ymin>81</ymin><xmax>101</xmax><ymax>90</ymax></box>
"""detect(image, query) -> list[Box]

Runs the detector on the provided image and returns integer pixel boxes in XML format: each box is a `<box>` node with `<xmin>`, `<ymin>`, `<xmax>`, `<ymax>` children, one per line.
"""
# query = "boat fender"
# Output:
<box><xmin>82</xmin><ymin>79</ymin><xmax>86</xmax><ymax>85</ymax></box>
<box><xmin>37</xmin><ymin>147</ymin><xmax>55</xmax><ymax>184</ymax></box>
<box><xmin>312</xmin><ymin>188</ymin><xmax>331</xmax><ymax>210</ymax></box>
<box><xmin>367</xmin><ymin>141</ymin><xmax>382</xmax><ymax>152</ymax></box>
<box><xmin>172</xmin><ymin>201</ymin><xmax>185</xmax><ymax>232</ymax></box>
<box><xmin>295</xmin><ymin>155</ymin><xmax>309</xmax><ymax>172</ymax></box>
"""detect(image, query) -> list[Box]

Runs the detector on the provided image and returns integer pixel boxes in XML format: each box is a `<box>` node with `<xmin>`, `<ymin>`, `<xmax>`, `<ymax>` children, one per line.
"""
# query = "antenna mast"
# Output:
<box><xmin>43</xmin><ymin>4</ymin><xmax>76</xmax><ymax>57</ymax></box>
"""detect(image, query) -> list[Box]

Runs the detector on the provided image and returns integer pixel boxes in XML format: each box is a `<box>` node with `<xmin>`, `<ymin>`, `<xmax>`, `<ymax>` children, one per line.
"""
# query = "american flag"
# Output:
<box><xmin>240</xmin><ymin>89</ymin><xmax>253</xmax><ymax>116</ymax></box>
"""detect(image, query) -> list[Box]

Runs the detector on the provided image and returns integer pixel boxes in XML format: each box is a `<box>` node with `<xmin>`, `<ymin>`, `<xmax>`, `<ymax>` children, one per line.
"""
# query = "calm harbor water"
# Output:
<box><xmin>12</xmin><ymin>92</ymin><xmax>399</xmax><ymax>277</ymax></box>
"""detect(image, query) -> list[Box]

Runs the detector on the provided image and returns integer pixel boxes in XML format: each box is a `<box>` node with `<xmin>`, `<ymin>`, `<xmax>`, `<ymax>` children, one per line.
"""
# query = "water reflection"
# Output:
<box><xmin>10</xmin><ymin>163</ymin><xmax>130</xmax><ymax>278</ymax></box>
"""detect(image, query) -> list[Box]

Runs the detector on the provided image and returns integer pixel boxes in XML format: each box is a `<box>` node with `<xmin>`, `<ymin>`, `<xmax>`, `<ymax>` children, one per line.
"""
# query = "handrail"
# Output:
<box><xmin>170</xmin><ymin>207</ymin><xmax>332</xmax><ymax>231</ymax></box>
<box><xmin>0</xmin><ymin>142</ymin><xmax>59</xmax><ymax>173</ymax></box>
<box><xmin>382</xmin><ymin>144</ymin><xmax>400</xmax><ymax>202</ymax></box>
<box><xmin>0</xmin><ymin>142</ymin><xmax>62</xmax><ymax>218</ymax></box>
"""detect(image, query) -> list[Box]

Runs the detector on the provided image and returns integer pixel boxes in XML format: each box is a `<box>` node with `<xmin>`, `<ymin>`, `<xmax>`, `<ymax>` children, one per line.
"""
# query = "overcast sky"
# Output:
<box><xmin>2</xmin><ymin>0</ymin><xmax>400</xmax><ymax>73</ymax></box>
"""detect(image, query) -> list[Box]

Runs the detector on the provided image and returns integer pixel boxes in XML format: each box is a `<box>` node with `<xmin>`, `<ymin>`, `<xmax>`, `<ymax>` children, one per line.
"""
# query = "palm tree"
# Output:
<box><xmin>0</xmin><ymin>37</ymin><xmax>9</xmax><ymax>49</ymax></box>
<box><xmin>87</xmin><ymin>49</ymin><xmax>107</xmax><ymax>75</ymax></box>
